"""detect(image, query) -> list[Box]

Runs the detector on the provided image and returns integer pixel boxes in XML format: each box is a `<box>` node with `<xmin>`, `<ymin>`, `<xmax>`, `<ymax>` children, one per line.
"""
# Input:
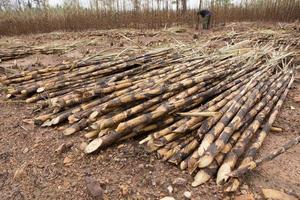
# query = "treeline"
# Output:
<box><xmin>0</xmin><ymin>0</ymin><xmax>299</xmax><ymax>36</ymax></box>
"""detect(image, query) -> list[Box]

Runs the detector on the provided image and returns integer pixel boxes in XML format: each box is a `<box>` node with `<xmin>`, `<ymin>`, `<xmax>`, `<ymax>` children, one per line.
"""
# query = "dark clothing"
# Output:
<box><xmin>197</xmin><ymin>9</ymin><xmax>212</xmax><ymax>30</ymax></box>
<box><xmin>202</xmin><ymin>15</ymin><xmax>211</xmax><ymax>29</ymax></box>
<box><xmin>197</xmin><ymin>9</ymin><xmax>212</xmax><ymax>18</ymax></box>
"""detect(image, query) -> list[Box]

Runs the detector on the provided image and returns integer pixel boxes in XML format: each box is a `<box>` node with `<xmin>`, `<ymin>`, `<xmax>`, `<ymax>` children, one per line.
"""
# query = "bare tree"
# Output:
<box><xmin>0</xmin><ymin>0</ymin><xmax>11</xmax><ymax>10</ymax></box>
<box><xmin>63</xmin><ymin>0</ymin><xmax>80</xmax><ymax>7</ymax></box>
<box><xmin>132</xmin><ymin>0</ymin><xmax>140</xmax><ymax>12</ymax></box>
<box><xmin>215</xmin><ymin>0</ymin><xmax>232</xmax><ymax>6</ymax></box>
<box><xmin>198</xmin><ymin>0</ymin><xmax>203</xmax><ymax>11</ymax></box>
<box><xmin>181</xmin><ymin>0</ymin><xmax>187</xmax><ymax>13</ymax></box>
<box><xmin>11</xmin><ymin>0</ymin><xmax>48</xmax><ymax>9</ymax></box>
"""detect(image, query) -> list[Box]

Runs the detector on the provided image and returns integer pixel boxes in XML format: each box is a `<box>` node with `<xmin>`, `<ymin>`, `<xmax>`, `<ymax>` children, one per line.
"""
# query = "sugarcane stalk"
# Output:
<box><xmin>177</xmin><ymin>112</ymin><xmax>221</xmax><ymax>117</ymax></box>
<box><xmin>173</xmin><ymin>71</ymin><xmax>254</xmax><ymax>134</ymax></box>
<box><xmin>186</xmin><ymin>74</ymin><xmax>265</xmax><ymax>173</ymax></box>
<box><xmin>159</xmin><ymin>135</ymin><xmax>195</xmax><ymax>161</ymax></box>
<box><xmin>228</xmin><ymin>135</ymin><xmax>300</xmax><ymax>179</ymax></box>
<box><xmin>196</xmin><ymin>71</ymin><xmax>287</xmax><ymax>170</ymax></box>
<box><xmin>214</xmin><ymin>74</ymin><xmax>291</xmax><ymax>185</ymax></box>
<box><xmin>117</xmin><ymin>63</ymin><xmax>260</xmax><ymax>135</ymax></box>
<box><xmin>223</xmin><ymin>74</ymin><xmax>294</xmax><ymax>191</ymax></box>
<box><xmin>191</xmin><ymin>122</ymin><xmax>248</xmax><ymax>187</ymax></box>
<box><xmin>168</xmin><ymin>138</ymin><xmax>200</xmax><ymax>166</ymax></box>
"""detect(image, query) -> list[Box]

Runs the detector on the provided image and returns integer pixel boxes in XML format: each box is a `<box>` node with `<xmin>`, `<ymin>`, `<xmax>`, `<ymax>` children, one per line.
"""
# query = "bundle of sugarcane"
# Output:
<box><xmin>1</xmin><ymin>30</ymin><xmax>297</xmax><ymax>190</ymax></box>
<box><xmin>0</xmin><ymin>47</ymin><xmax>34</xmax><ymax>61</ymax></box>
<box><xmin>0</xmin><ymin>40</ymin><xmax>95</xmax><ymax>62</ymax></box>
<box><xmin>222</xmin><ymin>74</ymin><xmax>295</xmax><ymax>192</ymax></box>
<box><xmin>1</xmin><ymin>47</ymin><xmax>182</xmax><ymax>98</ymax></box>
<box><xmin>138</xmin><ymin>45</ymin><xmax>296</xmax><ymax>187</ymax></box>
<box><xmin>211</xmin><ymin>27</ymin><xmax>300</xmax><ymax>49</ymax></box>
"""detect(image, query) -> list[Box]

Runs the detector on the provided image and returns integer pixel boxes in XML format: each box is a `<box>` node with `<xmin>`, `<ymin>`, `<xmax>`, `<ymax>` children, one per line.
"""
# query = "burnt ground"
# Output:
<box><xmin>0</xmin><ymin>23</ymin><xmax>299</xmax><ymax>200</ymax></box>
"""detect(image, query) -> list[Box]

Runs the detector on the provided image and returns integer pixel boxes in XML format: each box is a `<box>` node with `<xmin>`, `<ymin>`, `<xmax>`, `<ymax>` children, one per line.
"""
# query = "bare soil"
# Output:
<box><xmin>0</xmin><ymin>24</ymin><xmax>299</xmax><ymax>200</ymax></box>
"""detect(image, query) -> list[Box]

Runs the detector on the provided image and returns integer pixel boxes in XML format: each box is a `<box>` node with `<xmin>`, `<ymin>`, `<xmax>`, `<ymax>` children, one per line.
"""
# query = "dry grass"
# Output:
<box><xmin>0</xmin><ymin>0</ymin><xmax>299</xmax><ymax>36</ymax></box>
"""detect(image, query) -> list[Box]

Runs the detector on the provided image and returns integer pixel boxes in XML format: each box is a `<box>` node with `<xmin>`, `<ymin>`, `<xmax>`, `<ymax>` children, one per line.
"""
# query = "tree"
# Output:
<box><xmin>10</xmin><ymin>0</ymin><xmax>48</xmax><ymax>9</ymax></box>
<box><xmin>132</xmin><ymin>0</ymin><xmax>140</xmax><ymax>12</ymax></box>
<box><xmin>32</xmin><ymin>0</ymin><xmax>49</xmax><ymax>8</ymax></box>
<box><xmin>215</xmin><ymin>0</ymin><xmax>232</xmax><ymax>6</ymax></box>
<box><xmin>172</xmin><ymin>0</ymin><xmax>179</xmax><ymax>11</ymax></box>
<box><xmin>0</xmin><ymin>0</ymin><xmax>11</xmax><ymax>10</ymax></box>
<box><xmin>181</xmin><ymin>0</ymin><xmax>187</xmax><ymax>13</ymax></box>
<box><xmin>198</xmin><ymin>0</ymin><xmax>203</xmax><ymax>11</ymax></box>
<box><xmin>63</xmin><ymin>0</ymin><xmax>80</xmax><ymax>7</ymax></box>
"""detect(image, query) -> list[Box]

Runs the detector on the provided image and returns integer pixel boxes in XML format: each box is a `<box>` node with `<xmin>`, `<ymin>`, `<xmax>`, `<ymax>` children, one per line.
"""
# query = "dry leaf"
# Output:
<box><xmin>13</xmin><ymin>162</ymin><xmax>27</xmax><ymax>180</ymax></box>
<box><xmin>63</xmin><ymin>156</ymin><xmax>73</xmax><ymax>166</ymax></box>
<box><xmin>22</xmin><ymin>119</ymin><xmax>34</xmax><ymax>124</ymax></box>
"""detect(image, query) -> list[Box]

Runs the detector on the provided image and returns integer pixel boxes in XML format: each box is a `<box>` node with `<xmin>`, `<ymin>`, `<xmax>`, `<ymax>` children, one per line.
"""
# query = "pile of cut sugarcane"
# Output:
<box><xmin>1</xmin><ymin>31</ymin><xmax>298</xmax><ymax>191</ymax></box>
<box><xmin>0</xmin><ymin>40</ymin><xmax>92</xmax><ymax>62</ymax></box>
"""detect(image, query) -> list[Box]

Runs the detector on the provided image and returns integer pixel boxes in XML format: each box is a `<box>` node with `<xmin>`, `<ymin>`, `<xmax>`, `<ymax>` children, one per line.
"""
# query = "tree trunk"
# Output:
<box><xmin>198</xmin><ymin>0</ymin><xmax>202</xmax><ymax>11</ymax></box>
<box><xmin>181</xmin><ymin>0</ymin><xmax>187</xmax><ymax>13</ymax></box>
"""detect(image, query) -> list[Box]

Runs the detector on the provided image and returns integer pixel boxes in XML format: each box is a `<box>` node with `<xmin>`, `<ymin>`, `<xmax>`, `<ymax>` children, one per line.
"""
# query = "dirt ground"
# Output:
<box><xmin>0</xmin><ymin>23</ymin><xmax>299</xmax><ymax>200</ymax></box>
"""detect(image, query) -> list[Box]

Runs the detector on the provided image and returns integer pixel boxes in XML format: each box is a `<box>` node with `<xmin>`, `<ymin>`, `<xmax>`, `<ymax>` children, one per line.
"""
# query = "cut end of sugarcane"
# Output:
<box><xmin>139</xmin><ymin>135</ymin><xmax>152</xmax><ymax>144</ymax></box>
<box><xmin>84</xmin><ymin>130</ymin><xmax>100</xmax><ymax>139</ymax></box>
<box><xmin>172</xmin><ymin>127</ymin><xmax>185</xmax><ymax>134</ymax></box>
<box><xmin>64</xmin><ymin>127</ymin><xmax>77</xmax><ymax>136</ymax></box>
<box><xmin>180</xmin><ymin>160</ymin><xmax>188</xmax><ymax>170</ymax></box>
<box><xmin>197</xmin><ymin>150</ymin><xmax>205</xmax><ymax>159</ymax></box>
<box><xmin>21</xmin><ymin>89</ymin><xmax>27</xmax><ymax>94</ymax></box>
<box><xmin>90</xmin><ymin>123</ymin><xmax>99</xmax><ymax>130</ymax></box>
<box><xmin>270</xmin><ymin>126</ymin><xmax>282</xmax><ymax>132</ymax></box>
<box><xmin>41</xmin><ymin>120</ymin><xmax>52</xmax><ymax>127</ymax></box>
<box><xmin>115</xmin><ymin>123</ymin><xmax>126</xmax><ymax>133</ymax></box>
<box><xmin>216</xmin><ymin>164</ymin><xmax>231</xmax><ymax>185</ymax></box>
<box><xmin>89</xmin><ymin>111</ymin><xmax>99</xmax><ymax>120</ymax></box>
<box><xmin>84</xmin><ymin>138</ymin><xmax>103</xmax><ymax>154</ymax></box>
<box><xmin>37</xmin><ymin>87</ymin><xmax>45</xmax><ymax>93</ymax></box>
<box><xmin>197</xmin><ymin>143</ymin><xmax>208</xmax><ymax>157</ymax></box>
<box><xmin>198</xmin><ymin>155</ymin><xmax>214</xmax><ymax>168</ymax></box>
<box><xmin>224</xmin><ymin>178</ymin><xmax>240</xmax><ymax>193</ymax></box>
<box><xmin>26</xmin><ymin>98</ymin><xmax>34</xmax><ymax>103</ymax></box>
<box><xmin>68</xmin><ymin>115</ymin><xmax>79</xmax><ymax>124</ymax></box>
<box><xmin>51</xmin><ymin>117</ymin><xmax>60</xmax><ymax>125</ymax></box>
<box><xmin>6</xmin><ymin>94</ymin><xmax>12</xmax><ymax>99</ymax></box>
<box><xmin>99</xmin><ymin>119</ymin><xmax>113</xmax><ymax>130</ymax></box>
<box><xmin>98</xmin><ymin>128</ymin><xmax>109</xmax><ymax>137</ymax></box>
<box><xmin>7</xmin><ymin>88</ymin><xmax>15</xmax><ymax>93</ymax></box>
<box><xmin>192</xmin><ymin>170</ymin><xmax>211</xmax><ymax>187</ymax></box>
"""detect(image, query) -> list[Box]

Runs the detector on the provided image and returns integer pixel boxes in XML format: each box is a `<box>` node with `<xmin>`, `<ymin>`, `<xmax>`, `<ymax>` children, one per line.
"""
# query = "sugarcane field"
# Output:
<box><xmin>0</xmin><ymin>0</ymin><xmax>300</xmax><ymax>199</ymax></box>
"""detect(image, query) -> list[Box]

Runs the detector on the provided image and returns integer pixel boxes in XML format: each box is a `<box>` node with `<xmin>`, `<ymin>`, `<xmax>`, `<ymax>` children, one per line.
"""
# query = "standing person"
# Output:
<box><xmin>197</xmin><ymin>9</ymin><xmax>212</xmax><ymax>30</ymax></box>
